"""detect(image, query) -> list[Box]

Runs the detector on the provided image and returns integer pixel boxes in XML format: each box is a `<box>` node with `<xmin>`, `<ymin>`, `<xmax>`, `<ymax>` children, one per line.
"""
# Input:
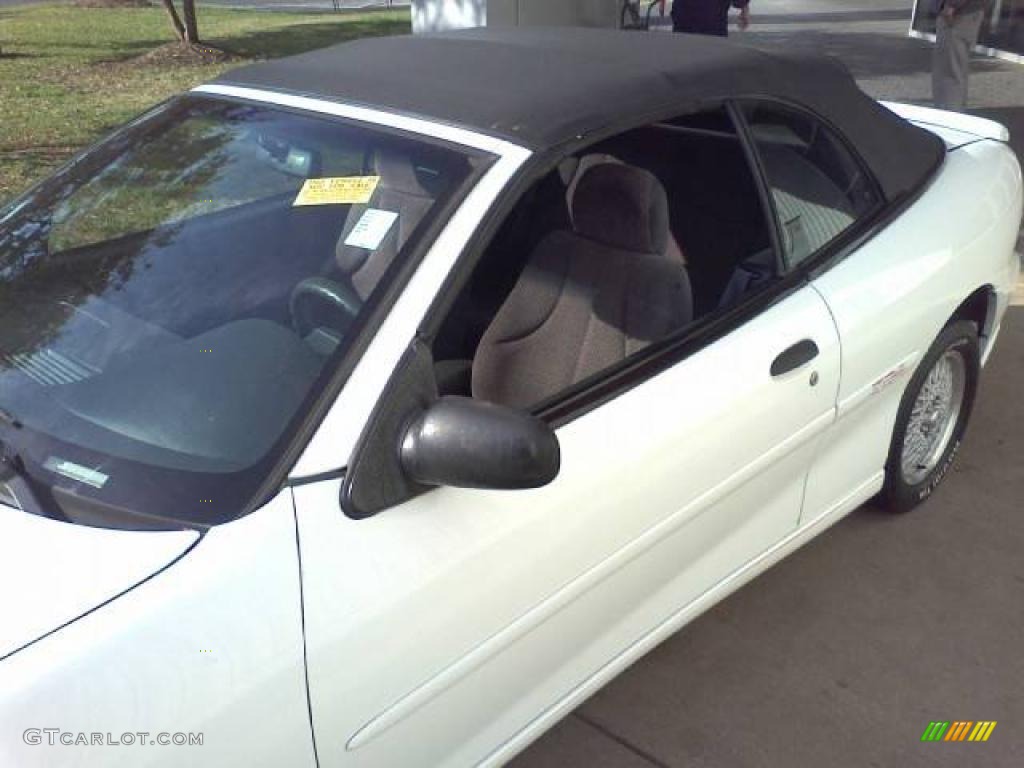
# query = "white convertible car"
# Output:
<box><xmin>0</xmin><ymin>28</ymin><xmax>1020</xmax><ymax>768</ymax></box>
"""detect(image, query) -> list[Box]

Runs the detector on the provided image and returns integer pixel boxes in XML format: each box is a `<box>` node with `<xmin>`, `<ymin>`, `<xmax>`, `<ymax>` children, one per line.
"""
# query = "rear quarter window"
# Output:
<box><xmin>742</xmin><ymin>101</ymin><xmax>882</xmax><ymax>268</ymax></box>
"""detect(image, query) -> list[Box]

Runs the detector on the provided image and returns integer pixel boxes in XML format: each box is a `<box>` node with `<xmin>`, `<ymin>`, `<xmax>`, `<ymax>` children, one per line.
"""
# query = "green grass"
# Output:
<box><xmin>0</xmin><ymin>3</ymin><xmax>411</xmax><ymax>202</ymax></box>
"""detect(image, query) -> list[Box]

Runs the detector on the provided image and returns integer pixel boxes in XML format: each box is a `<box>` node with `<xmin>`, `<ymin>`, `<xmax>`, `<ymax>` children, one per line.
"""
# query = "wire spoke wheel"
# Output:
<box><xmin>899</xmin><ymin>348</ymin><xmax>966</xmax><ymax>486</ymax></box>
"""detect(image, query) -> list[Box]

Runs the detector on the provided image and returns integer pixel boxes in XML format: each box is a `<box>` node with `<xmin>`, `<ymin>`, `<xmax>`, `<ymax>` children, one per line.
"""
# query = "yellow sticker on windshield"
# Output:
<box><xmin>293</xmin><ymin>176</ymin><xmax>380</xmax><ymax>206</ymax></box>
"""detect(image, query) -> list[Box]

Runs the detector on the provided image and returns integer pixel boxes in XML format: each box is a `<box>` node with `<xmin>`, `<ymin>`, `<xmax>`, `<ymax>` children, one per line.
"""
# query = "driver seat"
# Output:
<box><xmin>332</xmin><ymin>147</ymin><xmax>437</xmax><ymax>301</ymax></box>
<box><xmin>472</xmin><ymin>164</ymin><xmax>693</xmax><ymax>409</ymax></box>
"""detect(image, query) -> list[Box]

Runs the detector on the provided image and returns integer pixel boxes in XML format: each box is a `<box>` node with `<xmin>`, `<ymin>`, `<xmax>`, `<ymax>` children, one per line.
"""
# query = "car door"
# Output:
<box><xmin>735</xmin><ymin>99</ymin><xmax>943</xmax><ymax>524</ymax></box>
<box><xmin>292</xmin><ymin>282</ymin><xmax>839</xmax><ymax>768</ymax></box>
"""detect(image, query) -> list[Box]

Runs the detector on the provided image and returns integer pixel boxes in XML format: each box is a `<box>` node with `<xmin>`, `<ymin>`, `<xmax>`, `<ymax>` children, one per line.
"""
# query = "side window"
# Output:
<box><xmin>430</xmin><ymin>106</ymin><xmax>777</xmax><ymax>412</ymax></box>
<box><xmin>742</xmin><ymin>102</ymin><xmax>882</xmax><ymax>268</ymax></box>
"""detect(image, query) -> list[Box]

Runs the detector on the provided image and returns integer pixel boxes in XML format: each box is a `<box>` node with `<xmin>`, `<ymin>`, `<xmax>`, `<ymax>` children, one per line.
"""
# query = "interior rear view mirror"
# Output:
<box><xmin>257</xmin><ymin>133</ymin><xmax>319</xmax><ymax>178</ymax></box>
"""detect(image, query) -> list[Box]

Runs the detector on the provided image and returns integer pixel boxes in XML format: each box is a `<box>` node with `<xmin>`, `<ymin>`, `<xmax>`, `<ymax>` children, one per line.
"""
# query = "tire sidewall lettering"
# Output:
<box><xmin>916</xmin><ymin>437</ymin><xmax>961</xmax><ymax>501</ymax></box>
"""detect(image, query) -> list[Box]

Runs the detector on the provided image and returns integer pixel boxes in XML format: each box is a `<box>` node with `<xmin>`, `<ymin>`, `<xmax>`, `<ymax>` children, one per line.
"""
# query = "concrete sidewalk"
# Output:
<box><xmin>514</xmin><ymin>3</ymin><xmax>1024</xmax><ymax>766</ymax></box>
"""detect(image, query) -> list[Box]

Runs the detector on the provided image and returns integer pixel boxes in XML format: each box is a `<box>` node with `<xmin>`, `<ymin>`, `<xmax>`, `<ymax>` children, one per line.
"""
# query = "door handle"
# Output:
<box><xmin>771</xmin><ymin>339</ymin><xmax>819</xmax><ymax>377</ymax></box>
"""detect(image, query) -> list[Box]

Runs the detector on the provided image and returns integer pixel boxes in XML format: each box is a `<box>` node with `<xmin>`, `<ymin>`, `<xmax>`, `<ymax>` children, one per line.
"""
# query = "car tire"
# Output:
<box><xmin>881</xmin><ymin>319</ymin><xmax>980</xmax><ymax>513</ymax></box>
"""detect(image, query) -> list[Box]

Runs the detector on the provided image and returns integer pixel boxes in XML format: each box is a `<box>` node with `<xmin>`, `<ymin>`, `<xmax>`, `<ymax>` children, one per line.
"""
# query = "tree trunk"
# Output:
<box><xmin>159</xmin><ymin>0</ymin><xmax>186</xmax><ymax>42</ymax></box>
<box><xmin>182</xmin><ymin>0</ymin><xmax>200</xmax><ymax>44</ymax></box>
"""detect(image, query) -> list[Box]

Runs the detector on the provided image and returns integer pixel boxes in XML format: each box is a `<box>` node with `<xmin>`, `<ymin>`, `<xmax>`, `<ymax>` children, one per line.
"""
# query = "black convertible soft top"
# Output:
<box><xmin>215</xmin><ymin>27</ymin><xmax>943</xmax><ymax>202</ymax></box>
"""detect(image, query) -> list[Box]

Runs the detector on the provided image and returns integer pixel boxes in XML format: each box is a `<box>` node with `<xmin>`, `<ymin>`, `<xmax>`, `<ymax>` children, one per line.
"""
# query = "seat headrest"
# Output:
<box><xmin>373</xmin><ymin>146</ymin><xmax>431</xmax><ymax>197</ymax></box>
<box><xmin>334</xmin><ymin>147</ymin><xmax>431</xmax><ymax>274</ymax></box>
<box><xmin>570</xmin><ymin>164</ymin><xmax>669</xmax><ymax>255</ymax></box>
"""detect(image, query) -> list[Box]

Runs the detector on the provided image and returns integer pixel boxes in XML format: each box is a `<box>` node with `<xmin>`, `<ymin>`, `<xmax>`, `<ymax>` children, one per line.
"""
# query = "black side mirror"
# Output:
<box><xmin>400</xmin><ymin>396</ymin><xmax>560</xmax><ymax>490</ymax></box>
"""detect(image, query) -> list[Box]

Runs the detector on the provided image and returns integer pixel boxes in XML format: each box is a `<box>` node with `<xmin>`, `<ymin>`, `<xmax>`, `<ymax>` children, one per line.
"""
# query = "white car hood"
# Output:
<box><xmin>0</xmin><ymin>503</ymin><xmax>199</xmax><ymax>659</ymax></box>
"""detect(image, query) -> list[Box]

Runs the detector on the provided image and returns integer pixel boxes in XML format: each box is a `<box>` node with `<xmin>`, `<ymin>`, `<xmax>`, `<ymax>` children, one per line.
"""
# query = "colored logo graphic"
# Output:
<box><xmin>921</xmin><ymin>721</ymin><xmax>997</xmax><ymax>742</ymax></box>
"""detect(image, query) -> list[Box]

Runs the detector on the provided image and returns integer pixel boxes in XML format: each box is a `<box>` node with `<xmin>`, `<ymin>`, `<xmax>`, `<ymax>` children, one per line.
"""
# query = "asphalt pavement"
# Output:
<box><xmin>745</xmin><ymin>0</ymin><xmax>1024</xmax><ymax>156</ymax></box>
<box><xmin>514</xmin><ymin>4</ymin><xmax>1024</xmax><ymax>766</ymax></box>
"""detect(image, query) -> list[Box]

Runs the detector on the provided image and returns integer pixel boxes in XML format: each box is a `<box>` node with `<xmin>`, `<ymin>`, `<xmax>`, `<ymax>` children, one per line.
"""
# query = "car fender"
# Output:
<box><xmin>0</xmin><ymin>490</ymin><xmax>313</xmax><ymax>768</ymax></box>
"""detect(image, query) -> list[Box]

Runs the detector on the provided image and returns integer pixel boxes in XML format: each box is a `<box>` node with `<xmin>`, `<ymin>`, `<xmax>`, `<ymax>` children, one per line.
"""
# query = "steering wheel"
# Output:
<box><xmin>289</xmin><ymin>276</ymin><xmax>362</xmax><ymax>340</ymax></box>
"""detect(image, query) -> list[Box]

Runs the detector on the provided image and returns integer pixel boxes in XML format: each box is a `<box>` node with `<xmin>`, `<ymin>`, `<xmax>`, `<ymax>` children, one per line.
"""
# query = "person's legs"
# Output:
<box><xmin>672</xmin><ymin>0</ymin><xmax>730</xmax><ymax>36</ymax></box>
<box><xmin>933</xmin><ymin>15</ymin><xmax>956</xmax><ymax>109</ymax></box>
<box><xmin>710</xmin><ymin>0</ymin><xmax>729</xmax><ymax>36</ymax></box>
<box><xmin>954</xmin><ymin>10</ymin><xmax>985</xmax><ymax>108</ymax></box>
<box><xmin>933</xmin><ymin>10</ymin><xmax>984</xmax><ymax>111</ymax></box>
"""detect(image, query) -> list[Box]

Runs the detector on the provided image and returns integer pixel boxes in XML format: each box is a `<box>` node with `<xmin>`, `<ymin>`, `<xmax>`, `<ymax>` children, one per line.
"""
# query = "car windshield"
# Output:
<box><xmin>0</xmin><ymin>95</ymin><xmax>490</xmax><ymax>529</ymax></box>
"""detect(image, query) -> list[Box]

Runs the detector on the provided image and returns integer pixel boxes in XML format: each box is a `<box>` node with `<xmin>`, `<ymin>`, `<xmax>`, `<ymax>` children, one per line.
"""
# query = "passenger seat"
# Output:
<box><xmin>332</xmin><ymin>147</ymin><xmax>438</xmax><ymax>301</ymax></box>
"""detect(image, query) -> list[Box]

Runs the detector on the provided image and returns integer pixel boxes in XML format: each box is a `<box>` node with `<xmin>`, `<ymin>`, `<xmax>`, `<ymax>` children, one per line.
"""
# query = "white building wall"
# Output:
<box><xmin>411</xmin><ymin>0</ymin><xmax>620</xmax><ymax>34</ymax></box>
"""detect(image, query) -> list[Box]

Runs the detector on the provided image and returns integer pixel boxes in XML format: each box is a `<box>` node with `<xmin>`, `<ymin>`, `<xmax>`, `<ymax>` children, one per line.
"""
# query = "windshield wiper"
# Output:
<box><xmin>0</xmin><ymin>444</ymin><xmax>54</xmax><ymax>519</ymax></box>
<box><xmin>0</xmin><ymin>411</ymin><xmax>60</xmax><ymax>519</ymax></box>
<box><xmin>0</xmin><ymin>407</ymin><xmax>22</xmax><ymax>429</ymax></box>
